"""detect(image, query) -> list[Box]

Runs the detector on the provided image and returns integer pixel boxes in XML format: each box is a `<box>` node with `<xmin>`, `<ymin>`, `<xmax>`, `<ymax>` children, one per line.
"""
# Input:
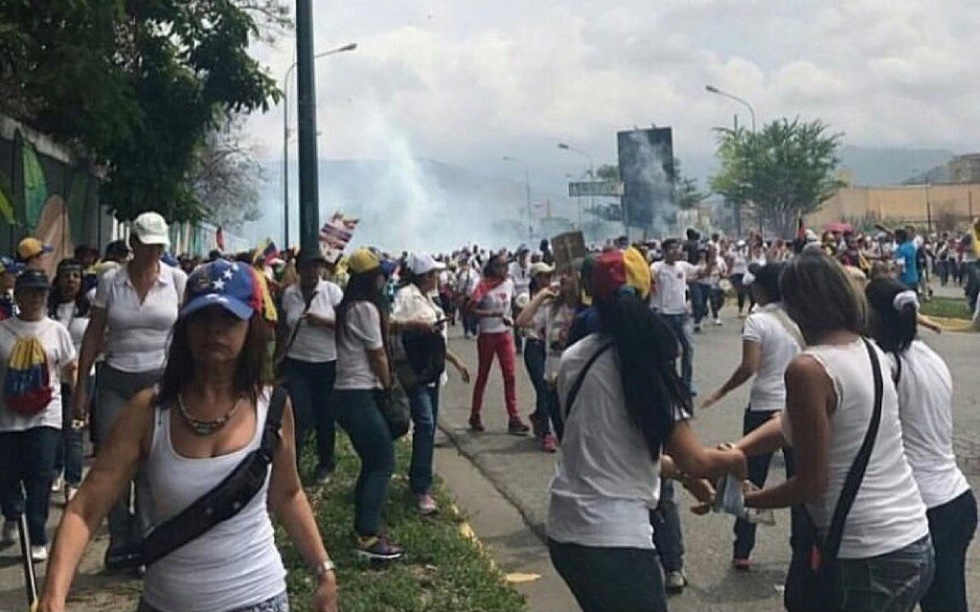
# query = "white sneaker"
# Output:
<box><xmin>713</xmin><ymin>318</ymin><xmax>723</xmax><ymax>326</ymax></box>
<box><xmin>417</xmin><ymin>494</ymin><xmax>439</xmax><ymax>515</ymax></box>
<box><xmin>65</xmin><ymin>485</ymin><xmax>78</xmax><ymax>503</ymax></box>
<box><xmin>51</xmin><ymin>473</ymin><xmax>64</xmax><ymax>493</ymax></box>
<box><xmin>30</xmin><ymin>545</ymin><xmax>48</xmax><ymax>562</ymax></box>
<box><xmin>1</xmin><ymin>521</ymin><xmax>17</xmax><ymax>545</ymax></box>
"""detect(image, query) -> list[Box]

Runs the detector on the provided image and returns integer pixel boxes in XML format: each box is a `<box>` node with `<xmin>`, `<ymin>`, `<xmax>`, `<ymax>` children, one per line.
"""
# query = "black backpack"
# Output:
<box><xmin>400</xmin><ymin>330</ymin><xmax>447</xmax><ymax>388</ymax></box>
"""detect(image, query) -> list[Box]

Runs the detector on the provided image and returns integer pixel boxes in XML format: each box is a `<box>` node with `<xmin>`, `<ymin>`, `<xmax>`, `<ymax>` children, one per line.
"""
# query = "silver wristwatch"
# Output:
<box><xmin>314</xmin><ymin>558</ymin><xmax>336</xmax><ymax>579</ymax></box>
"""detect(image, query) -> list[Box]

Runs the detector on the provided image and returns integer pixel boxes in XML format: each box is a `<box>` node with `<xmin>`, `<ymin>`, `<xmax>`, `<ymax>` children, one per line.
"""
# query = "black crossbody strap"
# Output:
<box><xmin>141</xmin><ymin>386</ymin><xmax>288</xmax><ymax>566</ymax></box>
<box><xmin>821</xmin><ymin>338</ymin><xmax>884</xmax><ymax>561</ymax></box>
<box><xmin>563</xmin><ymin>341</ymin><xmax>614</xmax><ymax>419</ymax></box>
<box><xmin>281</xmin><ymin>289</ymin><xmax>319</xmax><ymax>360</ymax></box>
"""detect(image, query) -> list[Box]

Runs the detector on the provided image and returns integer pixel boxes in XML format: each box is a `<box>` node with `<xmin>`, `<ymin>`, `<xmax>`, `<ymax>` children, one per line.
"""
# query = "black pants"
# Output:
<box><xmin>548</xmin><ymin>539</ymin><xmax>667</xmax><ymax>612</ymax></box>
<box><xmin>920</xmin><ymin>489</ymin><xmax>977</xmax><ymax>612</ymax></box>
<box><xmin>734</xmin><ymin>408</ymin><xmax>795</xmax><ymax>559</ymax></box>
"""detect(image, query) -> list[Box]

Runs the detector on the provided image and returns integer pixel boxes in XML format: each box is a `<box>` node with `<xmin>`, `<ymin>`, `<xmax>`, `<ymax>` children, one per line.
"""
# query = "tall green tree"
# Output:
<box><xmin>0</xmin><ymin>0</ymin><xmax>283</xmax><ymax>223</ymax></box>
<box><xmin>710</xmin><ymin>118</ymin><xmax>845</xmax><ymax>235</ymax></box>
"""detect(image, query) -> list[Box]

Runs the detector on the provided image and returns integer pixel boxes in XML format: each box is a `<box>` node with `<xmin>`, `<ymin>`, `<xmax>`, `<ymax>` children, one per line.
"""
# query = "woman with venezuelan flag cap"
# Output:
<box><xmin>547</xmin><ymin>247</ymin><xmax>746</xmax><ymax>612</ymax></box>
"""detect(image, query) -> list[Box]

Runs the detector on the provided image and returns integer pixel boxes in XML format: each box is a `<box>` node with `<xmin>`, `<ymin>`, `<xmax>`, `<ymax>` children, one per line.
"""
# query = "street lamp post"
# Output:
<box><xmin>705</xmin><ymin>84</ymin><xmax>757</xmax><ymax>236</ymax></box>
<box><xmin>281</xmin><ymin>42</ymin><xmax>356</xmax><ymax>250</ymax></box>
<box><xmin>705</xmin><ymin>85</ymin><xmax>756</xmax><ymax>132</ymax></box>
<box><xmin>503</xmin><ymin>156</ymin><xmax>532</xmax><ymax>241</ymax></box>
<box><xmin>557</xmin><ymin>143</ymin><xmax>595</xmax><ymax>233</ymax></box>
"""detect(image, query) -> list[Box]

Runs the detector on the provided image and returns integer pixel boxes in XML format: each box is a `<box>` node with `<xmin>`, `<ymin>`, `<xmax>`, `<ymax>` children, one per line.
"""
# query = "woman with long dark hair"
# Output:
<box><xmin>332</xmin><ymin>248</ymin><xmax>403</xmax><ymax>560</ymax></box>
<box><xmin>735</xmin><ymin>252</ymin><xmax>933</xmax><ymax>612</ymax></box>
<box><xmin>391</xmin><ymin>253</ymin><xmax>470</xmax><ymax>515</ymax></box>
<box><xmin>865</xmin><ymin>277</ymin><xmax>975</xmax><ymax>612</ymax></box>
<box><xmin>467</xmin><ymin>252</ymin><xmax>529</xmax><ymax>435</ymax></box>
<box><xmin>547</xmin><ymin>248</ymin><xmax>746</xmax><ymax>612</ymax></box>
<box><xmin>48</xmin><ymin>259</ymin><xmax>92</xmax><ymax>503</ymax></box>
<box><xmin>38</xmin><ymin>260</ymin><xmax>338</xmax><ymax>612</ymax></box>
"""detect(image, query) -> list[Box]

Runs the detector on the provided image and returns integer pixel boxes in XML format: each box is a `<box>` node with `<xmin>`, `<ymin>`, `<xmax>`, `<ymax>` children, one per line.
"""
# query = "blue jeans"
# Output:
<box><xmin>651</xmin><ymin>479</ymin><xmax>684</xmax><ymax>572</ymax></box>
<box><xmin>921</xmin><ymin>489</ymin><xmax>976</xmax><ymax>612</ymax></box>
<box><xmin>408</xmin><ymin>385</ymin><xmax>439</xmax><ymax>495</ymax></box>
<box><xmin>658</xmin><ymin>313</ymin><xmax>694</xmax><ymax>398</ymax></box>
<box><xmin>0</xmin><ymin>427</ymin><xmax>60</xmax><ymax>545</ymax></box>
<box><xmin>690</xmin><ymin>283</ymin><xmax>708</xmax><ymax>325</ymax></box>
<box><xmin>523</xmin><ymin>339</ymin><xmax>549</xmax><ymax>429</ymax></box>
<box><xmin>53</xmin><ymin>384</ymin><xmax>84</xmax><ymax>486</ymax></box>
<box><xmin>836</xmin><ymin>535</ymin><xmax>934</xmax><ymax>612</ymax></box>
<box><xmin>734</xmin><ymin>408</ymin><xmax>795</xmax><ymax>559</ymax></box>
<box><xmin>333</xmin><ymin>389</ymin><xmax>395</xmax><ymax>536</ymax></box>
<box><xmin>281</xmin><ymin>359</ymin><xmax>337</xmax><ymax>473</ymax></box>
<box><xmin>549</xmin><ymin>539</ymin><xmax>667</xmax><ymax>612</ymax></box>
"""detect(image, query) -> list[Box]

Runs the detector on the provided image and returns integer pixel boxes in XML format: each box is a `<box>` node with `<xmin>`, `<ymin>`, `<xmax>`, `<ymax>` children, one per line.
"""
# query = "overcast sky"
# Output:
<box><xmin>245</xmin><ymin>0</ymin><xmax>980</xmax><ymax>170</ymax></box>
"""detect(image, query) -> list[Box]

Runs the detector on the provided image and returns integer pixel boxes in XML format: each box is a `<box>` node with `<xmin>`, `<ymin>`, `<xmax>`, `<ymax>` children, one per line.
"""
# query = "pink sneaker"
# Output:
<box><xmin>417</xmin><ymin>493</ymin><xmax>439</xmax><ymax>515</ymax></box>
<box><xmin>541</xmin><ymin>434</ymin><xmax>558</xmax><ymax>453</ymax></box>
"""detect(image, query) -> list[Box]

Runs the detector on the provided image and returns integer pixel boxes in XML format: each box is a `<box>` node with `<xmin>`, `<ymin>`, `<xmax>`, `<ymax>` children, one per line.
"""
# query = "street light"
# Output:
<box><xmin>705</xmin><ymin>84</ymin><xmax>756</xmax><ymax>132</ymax></box>
<box><xmin>281</xmin><ymin>42</ymin><xmax>357</xmax><ymax>249</ymax></box>
<box><xmin>558</xmin><ymin>143</ymin><xmax>595</xmax><ymax>231</ymax></box>
<box><xmin>503</xmin><ymin>156</ymin><xmax>532</xmax><ymax>241</ymax></box>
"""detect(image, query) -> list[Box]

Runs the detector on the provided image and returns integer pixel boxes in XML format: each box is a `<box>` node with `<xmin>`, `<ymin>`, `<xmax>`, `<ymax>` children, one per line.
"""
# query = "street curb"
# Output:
<box><xmin>438</xmin><ymin>423</ymin><xmax>550</xmax><ymax>544</ymax></box>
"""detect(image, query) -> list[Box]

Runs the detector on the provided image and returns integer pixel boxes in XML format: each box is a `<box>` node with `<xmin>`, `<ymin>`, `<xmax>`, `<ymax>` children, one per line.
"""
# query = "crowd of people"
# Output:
<box><xmin>0</xmin><ymin>211</ymin><xmax>976</xmax><ymax>611</ymax></box>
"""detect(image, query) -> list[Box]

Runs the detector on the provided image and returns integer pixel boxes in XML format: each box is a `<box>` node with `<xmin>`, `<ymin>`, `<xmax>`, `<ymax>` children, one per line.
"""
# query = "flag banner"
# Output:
<box><xmin>319</xmin><ymin>211</ymin><xmax>360</xmax><ymax>263</ymax></box>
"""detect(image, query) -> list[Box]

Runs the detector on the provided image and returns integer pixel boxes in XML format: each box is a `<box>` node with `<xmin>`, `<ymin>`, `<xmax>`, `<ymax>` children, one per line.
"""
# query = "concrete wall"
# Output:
<box><xmin>813</xmin><ymin>183</ymin><xmax>980</xmax><ymax>231</ymax></box>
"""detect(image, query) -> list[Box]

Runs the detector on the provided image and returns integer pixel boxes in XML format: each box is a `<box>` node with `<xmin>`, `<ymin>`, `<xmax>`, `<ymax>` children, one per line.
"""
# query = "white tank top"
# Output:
<box><xmin>782</xmin><ymin>339</ymin><xmax>929</xmax><ymax>559</ymax></box>
<box><xmin>138</xmin><ymin>388</ymin><xmax>287</xmax><ymax>612</ymax></box>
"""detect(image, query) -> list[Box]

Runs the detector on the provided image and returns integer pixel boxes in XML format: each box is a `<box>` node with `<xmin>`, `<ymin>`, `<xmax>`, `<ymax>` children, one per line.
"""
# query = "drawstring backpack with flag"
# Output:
<box><xmin>3</xmin><ymin>324</ymin><xmax>53</xmax><ymax>415</ymax></box>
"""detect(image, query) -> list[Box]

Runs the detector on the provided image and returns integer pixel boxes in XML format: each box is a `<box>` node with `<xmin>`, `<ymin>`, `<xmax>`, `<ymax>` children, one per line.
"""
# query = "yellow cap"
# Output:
<box><xmin>347</xmin><ymin>248</ymin><xmax>381</xmax><ymax>275</ymax></box>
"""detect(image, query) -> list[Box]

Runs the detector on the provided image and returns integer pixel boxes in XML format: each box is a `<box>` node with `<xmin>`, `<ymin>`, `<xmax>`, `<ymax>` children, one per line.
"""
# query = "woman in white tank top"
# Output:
<box><xmin>732</xmin><ymin>252</ymin><xmax>933</xmax><ymax>612</ymax></box>
<box><xmin>866</xmin><ymin>277</ymin><xmax>975</xmax><ymax>612</ymax></box>
<box><xmin>37</xmin><ymin>260</ymin><xmax>339</xmax><ymax>612</ymax></box>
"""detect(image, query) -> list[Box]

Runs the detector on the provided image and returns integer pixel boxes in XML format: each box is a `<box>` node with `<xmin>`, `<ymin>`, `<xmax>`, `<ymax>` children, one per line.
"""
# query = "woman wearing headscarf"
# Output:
<box><xmin>547</xmin><ymin>247</ymin><xmax>746</xmax><ymax>612</ymax></box>
<box><xmin>391</xmin><ymin>253</ymin><xmax>470</xmax><ymax>515</ymax></box>
<box><xmin>734</xmin><ymin>252</ymin><xmax>933</xmax><ymax>612</ymax></box>
<box><xmin>865</xmin><ymin>278</ymin><xmax>975</xmax><ymax>612</ymax></box>
<box><xmin>38</xmin><ymin>259</ymin><xmax>338</xmax><ymax>612</ymax></box>
<box><xmin>72</xmin><ymin>212</ymin><xmax>188</xmax><ymax>571</ymax></box>
<box><xmin>467</xmin><ymin>252</ymin><xmax>529</xmax><ymax>435</ymax></box>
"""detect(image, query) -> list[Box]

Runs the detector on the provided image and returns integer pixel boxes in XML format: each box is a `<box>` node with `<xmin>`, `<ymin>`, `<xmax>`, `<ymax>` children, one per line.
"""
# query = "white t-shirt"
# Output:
<box><xmin>650</xmin><ymin>261</ymin><xmax>700</xmax><ymax>315</ymax></box>
<box><xmin>782</xmin><ymin>340</ymin><xmax>929</xmax><ymax>559</ymax></box>
<box><xmin>508</xmin><ymin>261</ymin><xmax>531</xmax><ymax>299</ymax></box>
<box><xmin>548</xmin><ymin>334</ymin><xmax>686</xmax><ymax>549</ymax></box>
<box><xmin>731</xmin><ymin>251</ymin><xmax>749</xmax><ymax>275</ymax></box>
<box><xmin>94</xmin><ymin>264</ymin><xmax>187</xmax><ymax>373</ymax></box>
<box><xmin>334</xmin><ymin>302</ymin><xmax>384</xmax><ymax>390</ymax></box>
<box><xmin>698</xmin><ymin>256</ymin><xmax>728</xmax><ymax>287</ymax></box>
<box><xmin>741</xmin><ymin>303</ymin><xmax>804</xmax><ymax>412</ymax></box>
<box><xmin>456</xmin><ymin>269</ymin><xmax>480</xmax><ymax>298</ymax></box>
<box><xmin>0</xmin><ymin>317</ymin><xmax>76</xmax><ymax>432</ymax></box>
<box><xmin>52</xmin><ymin>302</ymin><xmax>90</xmax><ymax>352</ymax></box>
<box><xmin>889</xmin><ymin>341</ymin><xmax>970</xmax><ymax>509</ymax></box>
<box><xmin>477</xmin><ymin>278</ymin><xmax>514</xmax><ymax>334</ymax></box>
<box><xmin>280</xmin><ymin>280</ymin><xmax>343</xmax><ymax>363</ymax></box>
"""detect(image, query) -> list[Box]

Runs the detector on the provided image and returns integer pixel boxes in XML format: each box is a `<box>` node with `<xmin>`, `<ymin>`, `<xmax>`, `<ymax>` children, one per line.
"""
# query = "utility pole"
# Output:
<box><xmin>295</xmin><ymin>0</ymin><xmax>320</xmax><ymax>257</ymax></box>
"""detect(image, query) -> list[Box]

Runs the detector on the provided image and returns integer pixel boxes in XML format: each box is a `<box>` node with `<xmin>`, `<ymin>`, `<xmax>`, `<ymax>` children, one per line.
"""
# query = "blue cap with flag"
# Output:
<box><xmin>181</xmin><ymin>260</ymin><xmax>263</xmax><ymax>320</ymax></box>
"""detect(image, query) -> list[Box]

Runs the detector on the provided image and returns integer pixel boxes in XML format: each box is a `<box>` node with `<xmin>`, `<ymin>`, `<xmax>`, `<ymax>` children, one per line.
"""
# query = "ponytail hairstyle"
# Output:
<box><xmin>864</xmin><ymin>277</ymin><xmax>917</xmax><ymax>354</ymax></box>
<box><xmin>594</xmin><ymin>290</ymin><xmax>691</xmax><ymax>460</ymax></box>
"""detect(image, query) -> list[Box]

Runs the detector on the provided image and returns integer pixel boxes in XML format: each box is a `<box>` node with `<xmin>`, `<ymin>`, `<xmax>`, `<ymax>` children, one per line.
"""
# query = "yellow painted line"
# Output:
<box><xmin>505</xmin><ymin>572</ymin><xmax>542</xmax><ymax>584</ymax></box>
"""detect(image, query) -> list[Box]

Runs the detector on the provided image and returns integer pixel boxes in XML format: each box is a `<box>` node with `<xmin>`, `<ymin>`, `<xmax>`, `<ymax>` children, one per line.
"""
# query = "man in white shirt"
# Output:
<box><xmin>650</xmin><ymin>239</ymin><xmax>703</xmax><ymax>398</ymax></box>
<box><xmin>456</xmin><ymin>259</ymin><xmax>481</xmax><ymax>338</ymax></box>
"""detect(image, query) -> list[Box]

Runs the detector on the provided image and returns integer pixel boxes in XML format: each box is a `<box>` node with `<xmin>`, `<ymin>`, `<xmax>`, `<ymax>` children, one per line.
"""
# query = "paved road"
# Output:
<box><xmin>438</xmin><ymin>305</ymin><xmax>980</xmax><ymax>612</ymax></box>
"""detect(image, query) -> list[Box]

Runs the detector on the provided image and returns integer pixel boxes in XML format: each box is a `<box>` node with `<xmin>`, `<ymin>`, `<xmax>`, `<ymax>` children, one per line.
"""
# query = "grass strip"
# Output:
<box><xmin>920</xmin><ymin>296</ymin><xmax>973</xmax><ymax>321</ymax></box>
<box><xmin>277</xmin><ymin>434</ymin><xmax>527</xmax><ymax>612</ymax></box>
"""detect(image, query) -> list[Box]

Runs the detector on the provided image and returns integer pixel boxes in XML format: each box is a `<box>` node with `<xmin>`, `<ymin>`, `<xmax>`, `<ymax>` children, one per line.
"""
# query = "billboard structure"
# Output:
<box><xmin>617</xmin><ymin>127</ymin><xmax>675</xmax><ymax>231</ymax></box>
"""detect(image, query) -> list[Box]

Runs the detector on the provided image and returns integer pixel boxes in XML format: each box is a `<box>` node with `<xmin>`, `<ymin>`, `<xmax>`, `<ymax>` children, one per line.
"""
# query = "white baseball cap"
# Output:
<box><xmin>407</xmin><ymin>252</ymin><xmax>446</xmax><ymax>275</ymax></box>
<box><xmin>131</xmin><ymin>211</ymin><xmax>170</xmax><ymax>247</ymax></box>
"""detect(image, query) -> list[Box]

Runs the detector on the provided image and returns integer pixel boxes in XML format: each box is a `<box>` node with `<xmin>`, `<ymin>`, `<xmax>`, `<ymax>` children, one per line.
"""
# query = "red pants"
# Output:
<box><xmin>471</xmin><ymin>331</ymin><xmax>519</xmax><ymax>419</ymax></box>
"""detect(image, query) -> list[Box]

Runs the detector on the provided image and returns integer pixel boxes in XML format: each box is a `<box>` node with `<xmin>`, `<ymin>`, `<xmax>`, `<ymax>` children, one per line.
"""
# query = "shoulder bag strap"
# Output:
<box><xmin>141</xmin><ymin>386</ymin><xmax>288</xmax><ymax>566</ymax></box>
<box><xmin>562</xmin><ymin>341</ymin><xmax>614</xmax><ymax>419</ymax></box>
<box><xmin>822</xmin><ymin>338</ymin><xmax>884</xmax><ymax>561</ymax></box>
<box><xmin>279</xmin><ymin>289</ymin><xmax>318</xmax><ymax>362</ymax></box>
